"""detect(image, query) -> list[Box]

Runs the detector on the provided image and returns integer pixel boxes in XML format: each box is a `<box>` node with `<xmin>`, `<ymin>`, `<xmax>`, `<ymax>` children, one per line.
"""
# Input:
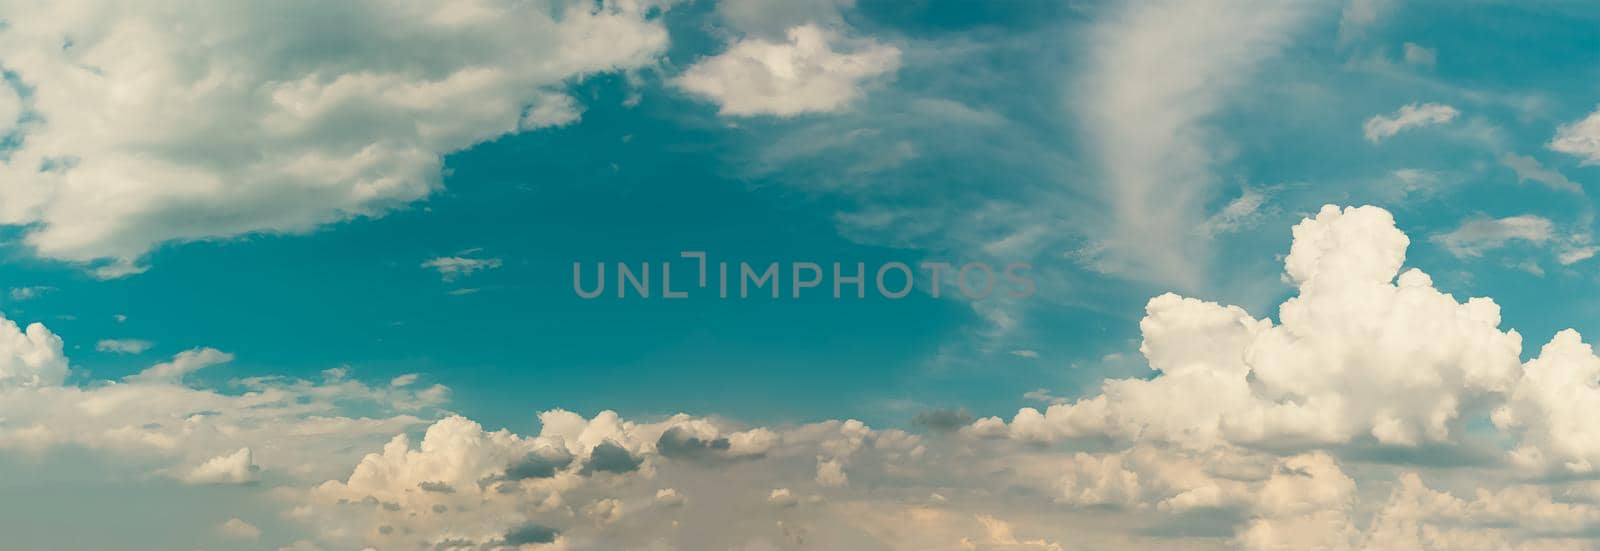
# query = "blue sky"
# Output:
<box><xmin>5</xmin><ymin>0</ymin><xmax>1600</xmax><ymax>549</ymax></box>
<box><xmin>4</xmin><ymin>0</ymin><xmax>1596</xmax><ymax>432</ymax></box>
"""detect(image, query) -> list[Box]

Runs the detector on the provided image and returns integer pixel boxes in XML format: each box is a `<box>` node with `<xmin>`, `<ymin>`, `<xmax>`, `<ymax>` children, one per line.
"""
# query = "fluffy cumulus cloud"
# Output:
<box><xmin>19</xmin><ymin>205</ymin><xmax>1600</xmax><ymax>549</ymax></box>
<box><xmin>1364</xmin><ymin>102</ymin><xmax>1460</xmax><ymax>143</ymax></box>
<box><xmin>0</xmin><ymin>315</ymin><xmax>68</xmax><ymax>388</ymax></box>
<box><xmin>1495</xmin><ymin>330</ymin><xmax>1600</xmax><ymax>474</ymax></box>
<box><xmin>675</xmin><ymin>24</ymin><xmax>900</xmax><ymax>117</ymax></box>
<box><xmin>975</xmin><ymin>206</ymin><xmax>1523</xmax><ymax>450</ymax></box>
<box><xmin>0</xmin><ymin>0</ymin><xmax>671</xmax><ymax>275</ymax></box>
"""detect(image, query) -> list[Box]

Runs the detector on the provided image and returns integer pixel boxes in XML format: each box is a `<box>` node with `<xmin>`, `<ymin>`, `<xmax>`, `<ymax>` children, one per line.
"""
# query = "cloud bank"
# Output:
<box><xmin>8</xmin><ymin>205</ymin><xmax>1600</xmax><ymax>549</ymax></box>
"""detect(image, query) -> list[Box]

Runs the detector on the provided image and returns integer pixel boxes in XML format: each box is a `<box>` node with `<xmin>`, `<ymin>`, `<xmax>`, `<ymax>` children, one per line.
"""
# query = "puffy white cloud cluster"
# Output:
<box><xmin>0</xmin><ymin>315</ymin><xmax>68</xmax><ymax>388</ymax></box>
<box><xmin>0</xmin><ymin>326</ymin><xmax>449</xmax><ymax>483</ymax></box>
<box><xmin>974</xmin><ymin>206</ymin><xmax>1524</xmax><ymax>450</ymax></box>
<box><xmin>289</xmin><ymin>411</ymin><xmax>922</xmax><ymax>549</ymax></box>
<box><xmin>1361</xmin><ymin>473</ymin><xmax>1600</xmax><ymax>550</ymax></box>
<box><xmin>0</xmin><ymin>0</ymin><xmax>671</xmax><ymax>274</ymax></box>
<box><xmin>1495</xmin><ymin>330</ymin><xmax>1600</xmax><ymax>474</ymax></box>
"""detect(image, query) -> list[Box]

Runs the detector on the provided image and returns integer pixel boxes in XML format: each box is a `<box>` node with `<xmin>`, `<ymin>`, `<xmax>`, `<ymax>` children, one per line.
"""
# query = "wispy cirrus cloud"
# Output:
<box><xmin>421</xmin><ymin>255</ymin><xmax>502</xmax><ymax>281</ymax></box>
<box><xmin>7</xmin><ymin>286</ymin><xmax>53</xmax><ymax>301</ymax></box>
<box><xmin>95</xmin><ymin>338</ymin><xmax>154</xmax><ymax>355</ymax></box>
<box><xmin>1363</xmin><ymin>102</ymin><xmax>1459</xmax><ymax>143</ymax></box>
<box><xmin>1074</xmin><ymin>0</ymin><xmax>1312</xmax><ymax>287</ymax></box>
<box><xmin>1431</xmin><ymin>214</ymin><xmax>1555</xmax><ymax>258</ymax></box>
<box><xmin>1501</xmin><ymin>153</ymin><xmax>1583</xmax><ymax>194</ymax></box>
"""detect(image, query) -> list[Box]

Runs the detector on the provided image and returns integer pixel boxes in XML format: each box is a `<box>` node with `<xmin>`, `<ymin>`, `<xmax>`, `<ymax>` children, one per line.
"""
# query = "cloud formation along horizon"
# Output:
<box><xmin>6</xmin><ymin>205</ymin><xmax>1600</xmax><ymax>548</ymax></box>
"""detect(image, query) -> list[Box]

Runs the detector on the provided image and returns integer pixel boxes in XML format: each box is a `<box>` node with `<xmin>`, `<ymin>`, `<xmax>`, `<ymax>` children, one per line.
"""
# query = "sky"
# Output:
<box><xmin>2</xmin><ymin>0</ymin><xmax>1600</xmax><ymax>549</ymax></box>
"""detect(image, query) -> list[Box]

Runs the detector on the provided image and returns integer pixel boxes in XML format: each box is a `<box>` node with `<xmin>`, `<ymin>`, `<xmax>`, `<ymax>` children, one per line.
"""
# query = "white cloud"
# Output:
<box><xmin>974</xmin><ymin>206</ymin><xmax>1525</xmax><ymax>449</ymax></box>
<box><xmin>184</xmin><ymin>447</ymin><xmax>258</xmax><ymax>485</ymax></box>
<box><xmin>969</xmin><ymin>514</ymin><xmax>1064</xmax><ymax>551</ymax></box>
<box><xmin>768</xmin><ymin>487</ymin><xmax>799</xmax><ymax>507</ymax></box>
<box><xmin>421</xmin><ymin>255</ymin><xmax>502</xmax><ymax>281</ymax></box>
<box><xmin>291</xmin><ymin>410</ymin><xmax>819</xmax><ymax>549</ymax></box>
<box><xmin>126</xmin><ymin>347</ymin><xmax>234</xmax><ymax>383</ymax></box>
<box><xmin>1022</xmin><ymin>388</ymin><xmax>1068</xmax><ymax>405</ymax></box>
<box><xmin>0</xmin><ymin>0</ymin><xmax>670</xmax><ymax>274</ymax></box>
<box><xmin>520</xmin><ymin>91</ymin><xmax>585</xmax><ymax>129</ymax></box>
<box><xmin>1550</xmin><ymin>106</ymin><xmax>1600</xmax><ymax>164</ymax></box>
<box><xmin>1432</xmin><ymin>213</ymin><xmax>1597</xmax><ymax>270</ymax></box>
<box><xmin>1338</xmin><ymin>0</ymin><xmax>1392</xmax><ymax>43</ymax></box>
<box><xmin>389</xmin><ymin>373</ymin><xmax>421</xmax><ymax>387</ymax></box>
<box><xmin>1362</xmin><ymin>472</ymin><xmax>1600</xmax><ymax>549</ymax></box>
<box><xmin>0</xmin><ymin>73</ymin><xmax>19</xmax><ymax>137</ymax></box>
<box><xmin>816</xmin><ymin>456</ymin><xmax>848</xmax><ymax>487</ymax></box>
<box><xmin>1364</xmin><ymin>102</ymin><xmax>1460</xmax><ymax>143</ymax></box>
<box><xmin>1075</xmin><ymin>0</ymin><xmax>1310</xmax><ymax>285</ymax></box>
<box><xmin>715</xmin><ymin>0</ymin><xmax>856</xmax><ymax>37</ymax></box>
<box><xmin>0</xmin><ymin>322</ymin><xmax>446</xmax><ymax>483</ymax></box>
<box><xmin>675</xmin><ymin>24</ymin><xmax>900</xmax><ymax>117</ymax></box>
<box><xmin>217</xmin><ymin>518</ymin><xmax>262</xmax><ymax>541</ymax></box>
<box><xmin>1235</xmin><ymin>452</ymin><xmax>1358</xmax><ymax>550</ymax></box>
<box><xmin>0</xmin><ymin>316</ymin><xmax>68</xmax><ymax>389</ymax></box>
<box><xmin>1559</xmin><ymin>246</ymin><xmax>1599</xmax><ymax>266</ymax></box>
<box><xmin>1431</xmin><ymin>215</ymin><xmax>1554</xmax><ymax>258</ymax></box>
<box><xmin>1495</xmin><ymin>330</ymin><xmax>1600</xmax><ymax>474</ymax></box>
<box><xmin>7</xmin><ymin>286</ymin><xmax>53</xmax><ymax>301</ymax></box>
<box><xmin>1199</xmin><ymin>186</ymin><xmax>1274</xmax><ymax>236</ymax></box>
<box><xmin>1501</xmin><ymin>153</ymin><xmax>1583</xmax><ymax>194</ymax></box>
<box><xmin>95</xmin><ymin>338</ymin><xmax>154</xmax><ymax>354</ymax></box>
<box><xmin>655</xmin><ymin>487</ymin><xmax>686</xmax><ymax>507</ymax></box>
<box><xmin>1384</xmin><ymin>168</ymin><xmax>1445</xmax><ymax>201</ymax></box>
<box><xmin>1403</xmin><ymin>42</ymin><xmax>1437</xmax><ymax>67</ymax></box>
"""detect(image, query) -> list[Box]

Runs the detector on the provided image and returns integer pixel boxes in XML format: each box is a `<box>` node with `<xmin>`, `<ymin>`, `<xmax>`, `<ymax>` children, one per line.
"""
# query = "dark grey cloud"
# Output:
<box><xmin>581</xmin><ymin>441</ymin><xmax>642</xmax><ymax>475</ymax></box>
<box><xmin>656</xmin><ymin>426</ymin><xmax>733</xmax><ymax>461</ymax></box>
<box><xmin>504</xmin><ymin>449</ymin><xmax>574</xmax><ymax>480</ymax></box>
<box><xmin>502</xmin><ymin>523</ymin><xmax>559</xmax><ymax>545</ymax></box>
<box><xmin>418</xmin><ymin>481</ymin><xmax>454</xmax><ymax>493</ymax></box>
<box><xmin>912</xmin><ymin>407</ymin><xmax>974</xmax><ymax>432</ymax></box>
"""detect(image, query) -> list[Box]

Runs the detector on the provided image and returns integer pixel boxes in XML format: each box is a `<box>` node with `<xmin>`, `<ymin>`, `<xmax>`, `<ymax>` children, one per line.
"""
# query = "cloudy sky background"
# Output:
<box><xmin>3</xmin><ymin>0</ymin><xmax>1600</xmax><ymax>549</ymax></box>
